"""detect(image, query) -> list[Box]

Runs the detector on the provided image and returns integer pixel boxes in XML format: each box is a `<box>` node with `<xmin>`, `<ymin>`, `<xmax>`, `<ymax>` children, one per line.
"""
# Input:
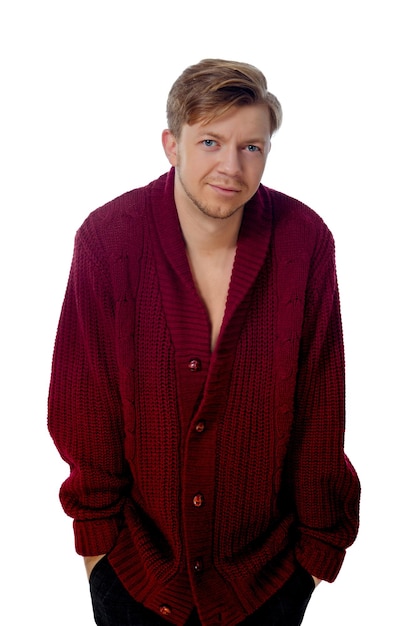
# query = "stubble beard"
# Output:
<box><xmin>177</xmin><ymin>168</ymin><xmax>244</xmax><ymax>221</ymax></box>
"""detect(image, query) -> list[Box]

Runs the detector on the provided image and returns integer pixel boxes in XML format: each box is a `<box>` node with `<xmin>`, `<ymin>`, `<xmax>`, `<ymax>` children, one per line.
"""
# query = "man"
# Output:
<box><xmin>48</xmin><ymin>59</ymin><xmax>360</xmax><ymax>626</ymax></box>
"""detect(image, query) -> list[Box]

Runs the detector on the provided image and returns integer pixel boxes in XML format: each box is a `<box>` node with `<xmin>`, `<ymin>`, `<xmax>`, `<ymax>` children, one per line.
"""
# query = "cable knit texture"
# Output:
<box><xmin>48</xmin><ymin>168</ymin><xmax>360</xmax><ymax>625</ymax></box>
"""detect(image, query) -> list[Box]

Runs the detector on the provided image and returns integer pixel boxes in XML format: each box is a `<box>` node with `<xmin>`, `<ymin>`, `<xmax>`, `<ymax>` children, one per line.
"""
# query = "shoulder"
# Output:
<box><xmin>82</xmin><ymin>173</ymin><xmax>168</xmax><ymax>236</ymax></box>
<box><xmin>258</xmin><ymin>184</ymin><xmax>335</xmax><ymax>255</ymax></box>
<box><xmin>75</xmin><ymin>172</ymin><xmax>170</xmax><ymax>257</ymax></box>
<box><xmin>260</xmin><ymin>184</ymin><xmax>330</xmax><ymax>231</ymax></box>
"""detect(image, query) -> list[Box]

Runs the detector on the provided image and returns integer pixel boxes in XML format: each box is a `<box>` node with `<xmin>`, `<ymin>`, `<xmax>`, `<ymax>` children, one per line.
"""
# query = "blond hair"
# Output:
<box><xmin>166</xmin><ymin>59</ymin><xmax>282</xmax><ymax>138</ymax></box>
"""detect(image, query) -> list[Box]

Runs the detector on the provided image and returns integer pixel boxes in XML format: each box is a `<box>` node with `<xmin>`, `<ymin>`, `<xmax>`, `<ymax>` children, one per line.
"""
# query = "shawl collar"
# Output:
<box><xmin>146</xmin><ymin>168</ymin><xmax>273</xmax><ymax>418</ymax></box>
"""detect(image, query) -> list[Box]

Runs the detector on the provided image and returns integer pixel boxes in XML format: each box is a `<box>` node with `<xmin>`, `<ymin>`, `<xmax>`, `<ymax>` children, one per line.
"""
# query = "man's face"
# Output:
<box><xmin>163</xmin><ymin>104</ymin><xmax>271</xmax><ymax>221</ymax></box>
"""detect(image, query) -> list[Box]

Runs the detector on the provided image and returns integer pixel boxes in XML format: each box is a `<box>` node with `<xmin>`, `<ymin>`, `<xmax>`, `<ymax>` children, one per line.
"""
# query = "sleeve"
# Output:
<box><xmin>290</xmin><ymin>225</ymin><xmax>360</xmax><ymax>582</ymax></box>
<box><xmin>48</xmin><ymin>226</ymin><xmax>131</xmax><ymax>556</ymax></box>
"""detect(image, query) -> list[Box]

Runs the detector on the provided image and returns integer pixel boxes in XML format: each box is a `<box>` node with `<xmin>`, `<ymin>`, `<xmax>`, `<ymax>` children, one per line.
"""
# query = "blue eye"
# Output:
<box><xmin>247</xmin><ymin>144</ymin><xmax>260</xmax><ymax>152</ymax></box>
<box><xmin>202</xmin><ymin>139</ymin><xmax>217</xmax><ymax>147</ymax></box>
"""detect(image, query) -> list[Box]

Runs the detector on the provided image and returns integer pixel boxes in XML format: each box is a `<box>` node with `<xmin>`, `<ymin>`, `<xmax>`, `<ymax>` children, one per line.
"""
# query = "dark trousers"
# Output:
<box><xmin>90</xmin><ymin>557</ymin><xmax>314</xmax><ymax>626</ymax></box>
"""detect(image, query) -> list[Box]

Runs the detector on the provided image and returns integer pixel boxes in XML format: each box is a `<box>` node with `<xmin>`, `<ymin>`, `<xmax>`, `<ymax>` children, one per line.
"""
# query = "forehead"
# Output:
<box><xmin>186</xmin><ymin>104</ymin><xmax>272</xmax><ymax>139</ymax></box>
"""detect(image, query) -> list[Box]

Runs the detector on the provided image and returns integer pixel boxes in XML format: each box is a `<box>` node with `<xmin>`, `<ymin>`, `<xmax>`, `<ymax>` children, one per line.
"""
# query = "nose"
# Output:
<box><xmin>218</xmin><ymin>145</ymin><xmax>242</xmax><ymax>177</ymax></box>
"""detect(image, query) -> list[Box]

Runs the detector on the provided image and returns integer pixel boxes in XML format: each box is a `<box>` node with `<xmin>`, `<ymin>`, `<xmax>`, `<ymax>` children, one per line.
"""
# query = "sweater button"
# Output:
<box><xmin>195</xmin><ymin>421</ymin><xmax>205</xmax><ymax>433</ymax></box>
<box><xmin>188</xmin><ymin>358</ymin><xmax>201</xmax><ymax>372</ymax></box>
<box><xmin>159</xmin><ymin>605</ymin><xmax>172</xmax><ymax>616</ymax></box>
<box><xmin>193</xmin><ymin>558</ymin><xmax>204</xmax><ymax>572</ymax></box>
<box><xmin>193</xmin><ymin>493</ymin><xmax>204</xmax><ymax>507</ymax></box>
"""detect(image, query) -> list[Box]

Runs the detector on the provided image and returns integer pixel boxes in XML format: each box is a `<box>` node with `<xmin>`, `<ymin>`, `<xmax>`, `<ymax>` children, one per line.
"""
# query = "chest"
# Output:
<box><xmin>187</xmin><ymin>249</ymin><xmax>236</xmax><ymax>351</ymax></box>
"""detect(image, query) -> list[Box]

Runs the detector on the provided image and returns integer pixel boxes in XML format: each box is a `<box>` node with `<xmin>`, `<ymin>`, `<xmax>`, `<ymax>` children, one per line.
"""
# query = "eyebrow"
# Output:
<box><xmin>200</xmin><ymin>130</ymin><xmax>268</xmax><ymax>145</ymax></box>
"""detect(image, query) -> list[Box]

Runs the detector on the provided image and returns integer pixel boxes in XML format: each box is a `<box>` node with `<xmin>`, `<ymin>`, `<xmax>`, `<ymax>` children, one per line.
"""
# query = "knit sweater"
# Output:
<box><xmin>48</xmin><ymin>168</ymin><xmax>360</xmax><ymax>625</ymax></box>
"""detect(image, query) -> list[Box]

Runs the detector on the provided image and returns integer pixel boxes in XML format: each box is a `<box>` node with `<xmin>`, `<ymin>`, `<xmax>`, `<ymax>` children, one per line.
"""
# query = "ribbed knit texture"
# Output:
<box><xmin>48</xmin><ymin>168</ymin><xmax>360</xmax><ymax>625</ymax></box>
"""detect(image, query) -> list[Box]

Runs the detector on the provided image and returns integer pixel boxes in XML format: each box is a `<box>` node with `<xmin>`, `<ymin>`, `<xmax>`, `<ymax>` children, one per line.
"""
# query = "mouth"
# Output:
<box><xmin>208</xmin><ymin>182</ymin><xmax>241</xmax><ymax>195</ymax></box>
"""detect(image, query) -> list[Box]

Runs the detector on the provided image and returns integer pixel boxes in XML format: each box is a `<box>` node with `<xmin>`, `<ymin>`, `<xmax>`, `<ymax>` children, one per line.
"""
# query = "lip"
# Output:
<box><xmin>208</xmin><ymin>183</ymin><xmax>241</xmax><ymax>195</ymax></box>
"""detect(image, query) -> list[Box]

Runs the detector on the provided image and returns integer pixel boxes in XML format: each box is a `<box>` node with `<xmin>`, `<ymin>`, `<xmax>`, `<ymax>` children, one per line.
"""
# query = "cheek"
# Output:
<box><xmin>244</xmin><ymin>166</ymin><xmax>264</xmax><ymax>189</ymax></box>
<box><xmin>252</xmin><ymin>159</ymin><xmax>267</xmax><ymax>183</ymax></box>
<box><xmin>180</xmin><ymin>153</ymin><xmax>205</xmax><ymax>178</ymax></box>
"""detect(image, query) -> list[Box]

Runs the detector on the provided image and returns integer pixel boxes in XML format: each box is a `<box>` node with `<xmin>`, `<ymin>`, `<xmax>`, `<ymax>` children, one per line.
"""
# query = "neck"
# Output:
<box><xmin>179</xmin><ymin>210</ymin><xmax>243</xmax><ymax>258</ymax></box>
<box><xmin>175</xmin><ymin>191</ymin><xmax>243</xmax><ymax>258</ymax></box>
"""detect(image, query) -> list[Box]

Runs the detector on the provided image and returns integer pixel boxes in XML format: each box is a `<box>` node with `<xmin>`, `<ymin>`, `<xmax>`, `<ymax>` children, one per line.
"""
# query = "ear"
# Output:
<box><xmin>162</xmin><ymin>129</ymin><xmax>178</xmax><ymax>166</ymax></box>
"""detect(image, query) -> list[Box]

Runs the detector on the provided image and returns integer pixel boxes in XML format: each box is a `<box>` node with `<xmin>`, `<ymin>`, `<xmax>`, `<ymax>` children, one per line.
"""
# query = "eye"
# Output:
<box><xmin>202</xmin><ymin>139</ymin><xmax>217</xmax><ymax>148</ymax></box>
<box><xmin>246</xmin><ymin>144</ymin><xmax>261</xmax><ymax>152</ymax></box>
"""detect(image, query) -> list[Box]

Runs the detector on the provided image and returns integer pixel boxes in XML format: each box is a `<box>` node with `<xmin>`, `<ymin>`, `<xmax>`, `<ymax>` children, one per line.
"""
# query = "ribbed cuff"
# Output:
<box><xmin>295</xmin><ymin>536</ymin><xmax>345</xmax><ymax>582</ymax></box>
<box><xmin>74</xmin><ymin>517</ymin><xmax>120</xmax><ymax>556</ymax></box>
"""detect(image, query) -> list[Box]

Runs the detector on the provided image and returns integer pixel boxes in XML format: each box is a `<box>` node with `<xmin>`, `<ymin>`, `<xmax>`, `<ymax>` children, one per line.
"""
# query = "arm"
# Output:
<box><xmin>84</xmin><ymin>555</ymin><xmax>107</xmax><ymax>579</ymax></box>
<box><xmin>290</xmin><ymin>227</ymin><xmax>360</xmax><ymax>583</ymax></box>
<box><xmin>48</xmin><ymin>228</ymin><xmax>131</xmax><ymax>556</ymax></box>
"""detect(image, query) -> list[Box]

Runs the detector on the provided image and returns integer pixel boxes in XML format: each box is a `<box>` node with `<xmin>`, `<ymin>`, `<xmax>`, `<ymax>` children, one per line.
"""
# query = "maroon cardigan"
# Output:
<box><xmin>48</xmin><ymin>168</ymin><xmax>360</xmax><ymax>625</ymax></box>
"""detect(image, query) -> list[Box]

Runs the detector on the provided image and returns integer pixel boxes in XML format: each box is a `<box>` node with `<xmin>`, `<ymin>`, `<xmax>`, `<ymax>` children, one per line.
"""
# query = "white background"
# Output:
<box><xmin>1</xmin><ymin>1</ymin><xmax>415</xmax><ymax>623</ymax></box>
